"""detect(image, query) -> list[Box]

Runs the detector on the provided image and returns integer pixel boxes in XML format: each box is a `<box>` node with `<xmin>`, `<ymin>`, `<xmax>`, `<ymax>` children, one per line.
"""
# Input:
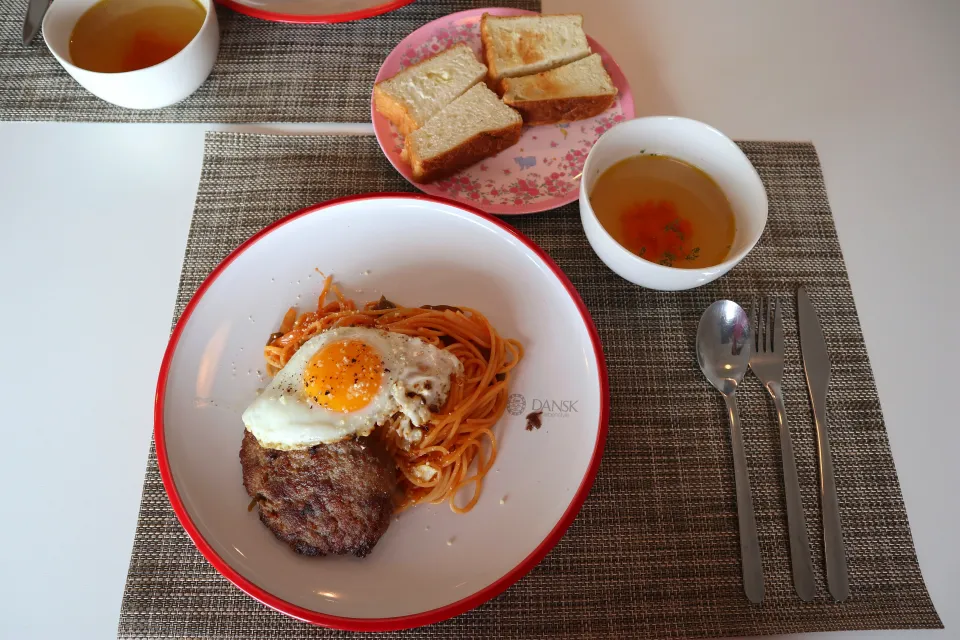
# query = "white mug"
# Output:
<box><xmin>579</xmin><ymin>116</ymin><xmax>768</xmax><ymax>291</ymax></box>
<box><xmin>42</xmin><ymin>0</ymin><xmax>219</xmax><ymax>110</ymax></box>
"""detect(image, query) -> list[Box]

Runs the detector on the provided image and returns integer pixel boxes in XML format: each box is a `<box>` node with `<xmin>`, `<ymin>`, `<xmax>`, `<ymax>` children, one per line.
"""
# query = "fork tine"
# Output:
<box><xmin>756</xmin><ymin>297</ymin><xmax>764</xmax><ymax>353</ymax></box>
<box><xmin>759</xmin><ymin>296</ymin><xmax>768</xmax><ymax>353</ymax></box>
<box><xmin>767</xmin><ymin>296</ymin><xmax>774</xmax><ymax>353</ymax></box>
<box><xmin>764</xmin><ymin>295</ymin><xmax>771</xmax><ymax>352</ymax></box>
<box><xmin>773</xmin><ymin>295</ymin><xmax>783</xmax><ymax>354</ymax></box>
<box><xmin>763</xmin><ymin>296</ymin><xmax>770</xmax><ymax>353</ymax></box>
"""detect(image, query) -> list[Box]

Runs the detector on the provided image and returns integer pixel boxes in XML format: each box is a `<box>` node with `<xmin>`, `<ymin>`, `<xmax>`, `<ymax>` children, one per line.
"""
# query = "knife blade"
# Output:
<box><xmin>22</xmin><ymin>0</ymin><xmax>50</xmax><ymax>45</ymax></box>
<box><xmin>797</xmin><ymin>285</ymin><xmax>850</xmax><ymax>601</ymax></box>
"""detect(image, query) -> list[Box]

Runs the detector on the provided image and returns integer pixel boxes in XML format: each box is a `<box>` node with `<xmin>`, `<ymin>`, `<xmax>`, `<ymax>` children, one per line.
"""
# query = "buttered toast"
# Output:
<box><xmin>374</xmin><ymin>44</ymin><xmax>488</xmax><ymax>135</ymax></box>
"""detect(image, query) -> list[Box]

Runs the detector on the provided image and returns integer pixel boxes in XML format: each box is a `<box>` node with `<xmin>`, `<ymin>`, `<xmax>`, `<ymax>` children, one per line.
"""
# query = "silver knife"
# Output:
<box><xmin>22</xmin><ymin>0</ymin><xmax>51</xmax><ymax>45</ymax></box>
<box><xmin>797</xmin><ymin>286</ymin><xmax>850</xmax><ymax>601</ymax></box>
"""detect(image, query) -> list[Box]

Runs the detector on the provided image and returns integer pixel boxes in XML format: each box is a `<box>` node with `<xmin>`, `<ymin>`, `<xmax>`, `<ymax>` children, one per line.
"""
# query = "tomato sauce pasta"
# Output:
<box><xmin>263</xmin><ymin>275</ymin><xmax>523</xmax><ymax>513</ymax></box>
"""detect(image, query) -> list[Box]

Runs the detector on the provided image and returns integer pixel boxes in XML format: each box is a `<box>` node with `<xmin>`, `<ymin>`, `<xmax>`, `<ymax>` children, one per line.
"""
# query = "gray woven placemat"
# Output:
<box><xmin>0</xmin><ymin>0</ymin><xmax>538</xmax><ymax>123</ymax></box>
<box><xmin>118</xmin><ymin>132</ymin><xmax>941</xmax><ymax>638</ymax></box>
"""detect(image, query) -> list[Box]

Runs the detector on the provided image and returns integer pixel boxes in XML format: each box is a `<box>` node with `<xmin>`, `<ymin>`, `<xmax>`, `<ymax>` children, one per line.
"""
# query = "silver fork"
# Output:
<box><xmin>750</xmin><ymin>296</ymin><xmax>816</xmax><ymax>601</ymax></box>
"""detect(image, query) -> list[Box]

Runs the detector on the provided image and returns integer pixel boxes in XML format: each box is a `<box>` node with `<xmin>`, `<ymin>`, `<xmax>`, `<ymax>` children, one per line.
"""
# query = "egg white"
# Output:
<box><xmin>241</xmin><ymin>327</ymin><xmax>462</xmax><ymax>450</ymax></box>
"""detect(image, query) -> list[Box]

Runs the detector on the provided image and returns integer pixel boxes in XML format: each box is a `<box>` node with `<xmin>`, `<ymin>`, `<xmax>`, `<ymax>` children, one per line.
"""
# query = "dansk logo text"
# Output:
<box><xmin>530</xmin><ymin>399</ymin><xmax>579</xmax><ymax>413</ymax></box>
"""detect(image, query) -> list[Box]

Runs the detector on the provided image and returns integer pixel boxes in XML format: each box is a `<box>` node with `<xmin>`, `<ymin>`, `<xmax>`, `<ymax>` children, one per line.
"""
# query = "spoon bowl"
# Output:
<box><xmin>696</xmin><ymin>300</ymin><xmax>753</xmax><ymax>394</ymax></box>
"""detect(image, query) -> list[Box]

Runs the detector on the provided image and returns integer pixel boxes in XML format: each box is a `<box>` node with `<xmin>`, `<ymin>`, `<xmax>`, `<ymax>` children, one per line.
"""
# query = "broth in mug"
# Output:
<box><xmin>69</xmin><ymin>0</ymin><xmax>206</xmax><ymax>73</ymax></box>
<box><xmin>590</xmin><ymin>155</ymin><xmax>736</xmax><ymax>269</ymax></box>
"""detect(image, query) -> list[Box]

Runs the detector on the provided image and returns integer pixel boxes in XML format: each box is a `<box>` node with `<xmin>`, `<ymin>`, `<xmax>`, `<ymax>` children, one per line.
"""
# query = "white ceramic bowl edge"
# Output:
<box><xmin>42</xmin><ymin>0</ymin><xmax>219</xmax><ymax>110</ymax></box>
<box><xmin>578</xmin><ymin>116</ymin><xmax>768</xmax><ymax>291</ymax></box>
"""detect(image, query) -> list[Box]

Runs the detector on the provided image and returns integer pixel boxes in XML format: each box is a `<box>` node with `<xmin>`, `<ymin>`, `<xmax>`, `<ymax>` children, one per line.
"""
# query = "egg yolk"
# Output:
<box><xmin>303</xmin><ymin>339</ymin><xmax>383</xmax><ymax>413</ymax></box>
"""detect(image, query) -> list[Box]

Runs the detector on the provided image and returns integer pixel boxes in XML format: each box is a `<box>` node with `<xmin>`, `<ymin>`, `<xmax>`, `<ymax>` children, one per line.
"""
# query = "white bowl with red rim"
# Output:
<box><xmin>157</xmin><ymin>193</ymin><xmax>609</xmax><ymax>629</ymax></box>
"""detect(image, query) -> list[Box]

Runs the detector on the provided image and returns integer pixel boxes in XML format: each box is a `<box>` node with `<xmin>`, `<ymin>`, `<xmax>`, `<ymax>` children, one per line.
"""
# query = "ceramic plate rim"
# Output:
<box><xmin>215</xmin><ymin>0</ymin><xmax>413</xmax><ymax>24</ymax></box>
<box><xmin>155</xmin><ymin>193</ymin><xmax>610</xmax><ymax>631</ymax></box>
<box><xmin>371</xmin><ymin>7</ymin><xmax>636</xmax><ymax>215</ymax></box>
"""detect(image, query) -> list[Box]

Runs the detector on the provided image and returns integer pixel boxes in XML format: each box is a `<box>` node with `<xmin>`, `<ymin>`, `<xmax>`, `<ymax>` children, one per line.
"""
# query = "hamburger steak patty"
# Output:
<box><xmin>240</xmin><ymin>430</ymin><xmax>398</xmax><ymax>557</ymax></box>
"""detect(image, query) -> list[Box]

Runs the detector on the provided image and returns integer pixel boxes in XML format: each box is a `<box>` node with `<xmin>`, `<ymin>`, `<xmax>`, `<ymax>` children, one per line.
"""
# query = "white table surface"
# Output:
<box><xmin>1</xmin><ymin>1</ymin><xmax>957</xmax><ymax>638</ymax></box>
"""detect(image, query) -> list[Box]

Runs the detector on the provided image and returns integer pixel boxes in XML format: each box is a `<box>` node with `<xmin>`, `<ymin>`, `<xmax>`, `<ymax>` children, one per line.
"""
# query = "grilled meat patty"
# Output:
<box><xmin>240</xmin><ymin>430</ymin><xmax>397</xmax><ymax>557</ymax></box>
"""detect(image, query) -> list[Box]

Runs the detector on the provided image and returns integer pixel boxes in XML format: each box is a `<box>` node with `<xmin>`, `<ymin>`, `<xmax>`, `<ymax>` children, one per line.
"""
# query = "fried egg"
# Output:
<box><xmin>242</xmin><ymin>327</ymin><xmax>462</xmax><ymax>450</ymax></box>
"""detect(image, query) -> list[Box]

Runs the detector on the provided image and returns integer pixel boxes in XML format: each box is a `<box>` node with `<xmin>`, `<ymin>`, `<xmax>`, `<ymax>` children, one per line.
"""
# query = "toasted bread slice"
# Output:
<box><xmin>480</xmin><ymin>13</ymin><xmax>590</xmax><ymax>86</ymax></box>
<box><xmin>502</xmin><ymin>53</ymin><xmax>617</xmax><ymax>125</ymax></box>
<box><xmin>404</xmin><ymin>83</ymin><xmax>522</xmax><ymax>183</ymax></box>
<box><xmin>374</xmin><ymin>44</ymin><xmax>488</xmax><ymax>135</ymax></box>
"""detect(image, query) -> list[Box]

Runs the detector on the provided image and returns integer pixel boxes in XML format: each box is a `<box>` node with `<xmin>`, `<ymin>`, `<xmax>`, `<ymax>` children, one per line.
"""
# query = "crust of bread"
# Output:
<box><xmin>372</xmin><ymin>84</ymin><xmax>420</xmax><ymax>136</ymax></box>
<box><xmin>503</xmin><ymin>92</ymin><xmax>617</xmax><ymax>126</ymax></box>
<box><xmin>479</xmin><ymin>14</ymin><xmax>500</xmax><ymax>88</ymax></box>
<box><xmin>408</xmin><ymin>120</ymin><xmax>523</xmax><ymax>183</ymax></box>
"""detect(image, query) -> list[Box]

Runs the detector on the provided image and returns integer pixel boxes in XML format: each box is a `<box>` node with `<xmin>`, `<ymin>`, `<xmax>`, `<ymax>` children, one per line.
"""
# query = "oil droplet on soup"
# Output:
<box><xmin>590</xmin><ymin>155</ymin><xmax>736</xmax><ymax>269</ymax></box>
<box><xmin>69</xmin><ymin>0</ymin><xmax>206</xmax><ymax>74</ymax></box>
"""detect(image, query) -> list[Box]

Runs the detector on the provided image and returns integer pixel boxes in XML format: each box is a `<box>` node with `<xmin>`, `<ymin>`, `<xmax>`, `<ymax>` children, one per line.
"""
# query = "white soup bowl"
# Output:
<box><xmin>579</xmin><ymin>117</ymin><xmax>767</xmax><ymax>291</ymax></box>
<box><xmin>42</xmin><ymin>0</ymin><xmax>219</xmax><ymax>109</ymax></box>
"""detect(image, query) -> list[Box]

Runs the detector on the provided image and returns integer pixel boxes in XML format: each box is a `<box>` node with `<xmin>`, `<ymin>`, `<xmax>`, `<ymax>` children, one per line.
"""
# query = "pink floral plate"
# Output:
<box><xmin>371</xmin><ymin>8</ymin><xmax>635</xmax><ymax>215</ymax></box>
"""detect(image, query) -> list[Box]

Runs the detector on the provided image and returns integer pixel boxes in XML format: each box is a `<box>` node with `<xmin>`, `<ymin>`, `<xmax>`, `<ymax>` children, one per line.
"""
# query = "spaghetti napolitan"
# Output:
<box><xmin>263</xmin><ymin>275</ymin><xmax>523</xmax><ymax>513</ymax></box>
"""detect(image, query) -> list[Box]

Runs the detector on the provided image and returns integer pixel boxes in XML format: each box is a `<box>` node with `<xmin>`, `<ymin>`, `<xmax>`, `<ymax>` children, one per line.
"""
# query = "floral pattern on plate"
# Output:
<box><xmin>372</xmin><ymin>8</ymin><xmax>635</xmax><ymax>215</ymax></box>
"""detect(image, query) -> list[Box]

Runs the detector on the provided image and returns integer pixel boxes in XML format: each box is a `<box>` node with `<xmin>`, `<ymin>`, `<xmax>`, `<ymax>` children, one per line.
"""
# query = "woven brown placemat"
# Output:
<box><xmin>0</xmin><ymin>0</ymin><xmax>538</xmax><ymax>123</ymax></box>
<box><xmin>118</xmin><ymin>132</ymin><xmax>941</xmax><ymax>638</ymax></box>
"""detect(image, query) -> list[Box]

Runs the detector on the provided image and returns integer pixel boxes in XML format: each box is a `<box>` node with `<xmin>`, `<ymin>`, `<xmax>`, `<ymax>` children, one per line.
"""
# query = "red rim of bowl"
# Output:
<box><xmin>214</xmin><ymin>0</ymin><xmax>413</xmax><ymax>24</ymax></box>
<box><xmin>155</xmin><ymin>193</ymin><xmax>610</xmax><ymax>631</ymax></box>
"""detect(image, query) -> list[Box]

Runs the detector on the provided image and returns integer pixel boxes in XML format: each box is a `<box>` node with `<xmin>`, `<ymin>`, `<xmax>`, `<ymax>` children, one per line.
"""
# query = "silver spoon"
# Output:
<box><xmin>696</xmin><ymin>300</ymin><xmax>764</xmax><ymax>603</ymax></box>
